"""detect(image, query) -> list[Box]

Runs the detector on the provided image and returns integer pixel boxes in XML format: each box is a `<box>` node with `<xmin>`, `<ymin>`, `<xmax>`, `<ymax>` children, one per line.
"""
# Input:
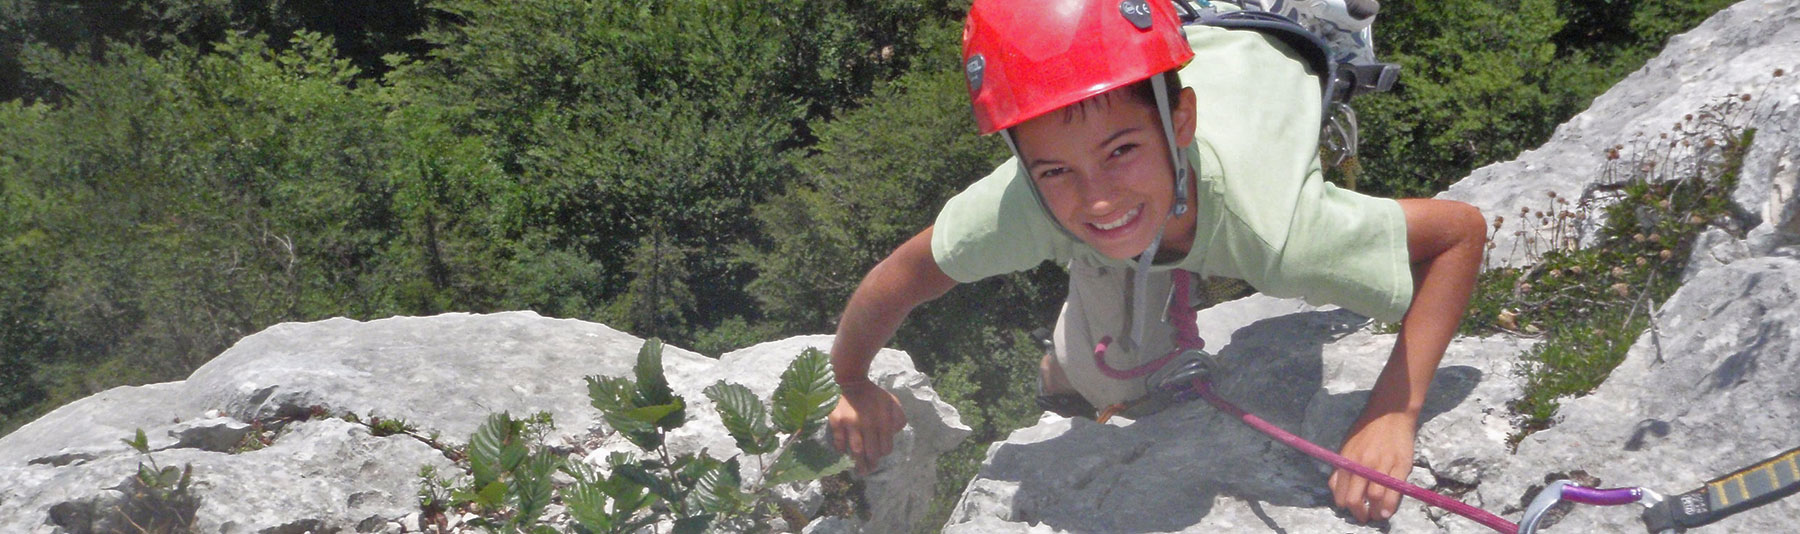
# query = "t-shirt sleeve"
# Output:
<box><xmin>1270</xmin><ymin>176</ymin><xmax>1414</xmax><ymax>322</ymax></box>
<box><xmin>930</xmin><ymin>157</ymin><xmax>1072</xmax><ymax>283</ymax></box>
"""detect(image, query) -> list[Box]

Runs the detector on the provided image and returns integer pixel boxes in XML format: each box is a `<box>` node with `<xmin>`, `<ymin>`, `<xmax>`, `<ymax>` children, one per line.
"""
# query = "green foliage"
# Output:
<box><xmin>1351</xmin><ymin>0</ymin><xmax>1736</xmax><ymax>197</ymax></box>
<box><xmin>704</xmin><ymin>382</ymin><xmax>778</xmax><ymax>455</ymax></box>
<box><xmin>434</xmin><ymin>339</ymin><xmax>850</xmax><ymax>532</ymax></box>
<box><xmin>0</xmin><ymin>0</ymin><xmax>434</xmax><ymax>101</ymax></box>
<box><xmin>104</xmin><ymin>428</ymin><xmax>202</xmax><ymax>533</ymax></box>
<box><xmin>770</xmin><ymin>348</ymin><xmax>838</xmax><ymax>435</ymax></box>
<box><xmin>1456</xmin><ymin>96</ymin><xmax>1758</xmax><ymax>441</ymax></box>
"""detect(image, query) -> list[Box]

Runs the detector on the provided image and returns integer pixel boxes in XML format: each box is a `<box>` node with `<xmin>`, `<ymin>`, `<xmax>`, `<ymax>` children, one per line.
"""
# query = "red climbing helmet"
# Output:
<box><xmin>962</xmin><ymin>0</ymin><xmax>1194</xmax><ymax>134</ymax></box>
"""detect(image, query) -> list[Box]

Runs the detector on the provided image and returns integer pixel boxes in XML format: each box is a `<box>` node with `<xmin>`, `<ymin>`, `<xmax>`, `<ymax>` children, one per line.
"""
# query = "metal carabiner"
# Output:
<box><xmin>1519</xmin><ymin>480</ymin><xmax>1665</xmax><ymax>534</ymax></box>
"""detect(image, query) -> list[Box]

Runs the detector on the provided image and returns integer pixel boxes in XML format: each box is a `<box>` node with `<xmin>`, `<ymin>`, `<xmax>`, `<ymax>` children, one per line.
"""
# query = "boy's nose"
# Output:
<box><xmin>1078</xmin><ymin>171</ymin><xmax>1124</xmax><ymax>212</ymax></box>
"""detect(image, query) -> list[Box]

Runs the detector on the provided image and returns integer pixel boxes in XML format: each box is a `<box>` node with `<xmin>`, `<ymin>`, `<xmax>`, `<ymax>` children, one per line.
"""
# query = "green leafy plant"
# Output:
<box><xmin>114</xmin><ymin>428</ymin><xmax>202</xmax><ymax>533</ymax></box>
<box><xmin>422</xmin><ymin>339</ymin><xmax>850</xmax><ymax>532</ymax></box>
<box><xmin>1454</xmin><ymin>88</ymin><xmax>1770</xmax><ymax>443</ymax></box>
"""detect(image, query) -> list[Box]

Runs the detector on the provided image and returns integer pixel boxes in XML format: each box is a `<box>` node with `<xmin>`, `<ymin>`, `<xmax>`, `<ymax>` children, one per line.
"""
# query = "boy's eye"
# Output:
<box><xmin>1037</xmin><ymin>167</ymin><xmax>1068</xmax><ymax>180</ymax></box>
<box><xmin>1110</xmin><ymin>143</ymin><xmax>1138</xmax><ymax>158</ymax></box>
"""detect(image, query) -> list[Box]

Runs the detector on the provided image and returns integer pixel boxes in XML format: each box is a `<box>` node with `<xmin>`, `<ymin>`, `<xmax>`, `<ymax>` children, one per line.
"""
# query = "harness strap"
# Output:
<box><xmin>1642</xmin><ymin>445</ymin><xmax>1800</xmax><ymax>532</ymax></box>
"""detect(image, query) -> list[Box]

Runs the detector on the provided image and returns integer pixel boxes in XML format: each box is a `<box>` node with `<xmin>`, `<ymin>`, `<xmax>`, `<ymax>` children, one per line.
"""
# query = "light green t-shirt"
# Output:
<box><xmin>930</xmin><ymin>23</ymin><xmax>1414</xmax><ymax>323</ymax></box>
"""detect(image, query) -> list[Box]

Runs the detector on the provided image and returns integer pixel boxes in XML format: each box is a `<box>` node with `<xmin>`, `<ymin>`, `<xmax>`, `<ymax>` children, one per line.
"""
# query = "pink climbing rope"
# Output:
<box><xmin>1192</xmin><ymin>379</ymin><xmax>1520</xmax><ymax>533</ymax></box>
<box><xmin>1093</xmin><ymin>270</ymin><xmax>1205</xmax><ymax>380</ymax></box>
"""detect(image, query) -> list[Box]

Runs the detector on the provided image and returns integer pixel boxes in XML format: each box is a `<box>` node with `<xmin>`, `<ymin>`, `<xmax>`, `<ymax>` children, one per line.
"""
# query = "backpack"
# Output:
<box><xmin>1174</xmin><ymin>0</ymin><xmax>1400</xmax><ymax>168</ymax></box>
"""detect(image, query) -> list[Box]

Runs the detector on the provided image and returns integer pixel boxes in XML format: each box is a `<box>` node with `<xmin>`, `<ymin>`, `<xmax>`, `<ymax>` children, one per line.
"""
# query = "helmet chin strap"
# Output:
<box><xmin>1001</xmin><ymin>73</ymin><xmax>1192</xmax><ymax>353</ymax></box>
<box><xmin>1122</xmin><ymin>72</ymin><xmax>1190</xmax><ymax>352</ymax></box>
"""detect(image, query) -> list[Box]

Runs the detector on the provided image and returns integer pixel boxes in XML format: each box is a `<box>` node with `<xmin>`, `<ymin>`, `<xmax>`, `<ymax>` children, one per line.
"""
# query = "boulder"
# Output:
<box><xmin>0</xmin><ymin>313</ymin><xmax>968</xmax><ymax>533</ymax></box>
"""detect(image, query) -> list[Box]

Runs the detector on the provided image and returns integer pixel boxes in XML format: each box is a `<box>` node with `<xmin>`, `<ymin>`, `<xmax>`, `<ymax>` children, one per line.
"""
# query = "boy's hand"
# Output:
<box><xmin>1329</xmin><ymin>410</ymin><xmax>1418</xmax><ymax>523</ymax></box>
<box><xmin>829</xmin><ymin>380</ymin><xmax>908</xmax><ymax>475</ymax></box>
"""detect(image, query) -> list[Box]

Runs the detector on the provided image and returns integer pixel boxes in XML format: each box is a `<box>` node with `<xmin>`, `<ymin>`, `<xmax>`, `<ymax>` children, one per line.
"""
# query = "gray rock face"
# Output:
<box><xmin>0</xmin><ymin>313</ymin><xmax>968</xmax><ymax>533</ymax></box>
<box><xmin>944</xmin><ymin>299</ymin><xmax>1535</xmax><ymax>534</ymax></box>
<box><xmin>945</xmin><ymin>1</ymin><xmax>1800</xmax><ymax>532</ymax></box>
<box><xmin>1440</xmin><ymin>0</ymin><xmax>1800</xmax><ymax>266</ymax></box>
<box><xmin>1479</xmin><ymin>256</ymin><xmax>1800</xmax><ymax>533</ymax></box>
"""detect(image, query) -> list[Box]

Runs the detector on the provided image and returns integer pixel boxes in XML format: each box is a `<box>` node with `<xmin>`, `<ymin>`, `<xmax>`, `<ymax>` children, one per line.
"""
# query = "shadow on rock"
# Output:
<box><xmin>975</xmin><ymin>309</ymin><xmax>1486</xmax><ymax>533</ymax></box>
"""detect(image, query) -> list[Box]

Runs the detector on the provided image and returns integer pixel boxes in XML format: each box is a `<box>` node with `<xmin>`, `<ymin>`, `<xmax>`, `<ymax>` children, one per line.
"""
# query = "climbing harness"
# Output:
<box><xmin>1089</xmin><ymin>269</ymin><xmax>1800</xmax><ymax>533</ymax></box>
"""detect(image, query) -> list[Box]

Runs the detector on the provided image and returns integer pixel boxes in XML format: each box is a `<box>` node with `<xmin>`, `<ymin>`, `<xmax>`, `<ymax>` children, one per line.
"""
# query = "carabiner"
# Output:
<box><xmin>1519</xmin><ymin>480</ymin><xmax>1664</xmax><ymax>534</ymax></box>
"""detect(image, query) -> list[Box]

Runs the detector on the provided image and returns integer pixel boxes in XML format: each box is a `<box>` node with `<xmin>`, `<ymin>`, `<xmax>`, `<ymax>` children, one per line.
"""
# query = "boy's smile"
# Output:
<box><xmin>1015</xmin><ymin>89</ymin><xmax>1199</xmax><ymax>261</ymax></box>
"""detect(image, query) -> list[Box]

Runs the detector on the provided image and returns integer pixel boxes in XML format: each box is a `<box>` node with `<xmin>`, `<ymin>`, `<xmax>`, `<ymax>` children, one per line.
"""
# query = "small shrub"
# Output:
<box><xmin>1458</xmin><ymin>89</ymin><xmax>1766</xmax><ymax>443</ymax></box>
<box><xmin>420</xmin><ymin>339</ymin><xmax>850</xmax><ymax>532</ymax></box>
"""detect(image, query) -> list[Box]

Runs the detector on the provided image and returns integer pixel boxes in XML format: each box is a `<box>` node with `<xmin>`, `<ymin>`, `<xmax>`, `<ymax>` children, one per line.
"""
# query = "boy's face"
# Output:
<box><xmin>1015</xmin><ymin>87</ymin><xmax>1197</xmax><ymax>260</ymax></box>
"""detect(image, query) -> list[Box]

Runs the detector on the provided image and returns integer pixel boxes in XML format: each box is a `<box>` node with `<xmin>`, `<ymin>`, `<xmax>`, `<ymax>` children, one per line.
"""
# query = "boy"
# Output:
<box><xmin>826</xmin><ymin>0</ymin><xmax>1485</xmax><ymax>523</ymax></box>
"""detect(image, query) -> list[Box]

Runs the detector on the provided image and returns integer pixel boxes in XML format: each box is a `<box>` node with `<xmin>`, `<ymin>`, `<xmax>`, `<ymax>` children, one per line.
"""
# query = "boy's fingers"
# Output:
<box><xmin>1344</xmin><ymin>474</ymin><xmax>1371</xmax><ymax>522</ymax></box>
<box><xmin>1365</xmin><ymin>479</ymin><xmax>1392</xmax><ymax>520</ymax></box>
<box><xmin>1377</xmin><ymin>461</ymin><xmax>1405</xmax><ymax>519</ymax></box>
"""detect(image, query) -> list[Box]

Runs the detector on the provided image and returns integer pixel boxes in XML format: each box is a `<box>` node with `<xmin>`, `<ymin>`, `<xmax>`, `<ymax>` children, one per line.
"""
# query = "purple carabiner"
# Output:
<box><xmin>1519</xmin><ymin>480</ymin><xmax>1664</xmax><ymax>534</ymax></box>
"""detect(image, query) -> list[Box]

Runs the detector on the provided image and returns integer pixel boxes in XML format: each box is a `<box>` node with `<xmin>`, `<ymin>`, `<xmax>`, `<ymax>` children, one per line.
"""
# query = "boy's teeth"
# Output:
<box><xmin>1094</xmin><ymin>206</ymin><xmax>1139</xmax><ymax>231</ymax></box>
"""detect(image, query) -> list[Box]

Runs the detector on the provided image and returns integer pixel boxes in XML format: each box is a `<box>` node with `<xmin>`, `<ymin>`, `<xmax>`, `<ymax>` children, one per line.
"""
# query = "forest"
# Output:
<box><xmin>0</xmin><ymin>0</ymin><xmax>1735</xmax><ymax>525</ymax></box>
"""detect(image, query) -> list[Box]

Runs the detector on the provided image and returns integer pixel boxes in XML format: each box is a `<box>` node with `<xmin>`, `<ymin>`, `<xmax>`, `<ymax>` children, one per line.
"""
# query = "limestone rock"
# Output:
<box><xmin>1440</xmin><ymin>0</ymin><xmax>1800</xmax><ymax>267</ymax></box>
<box><xmin>943</xmin><ymin>296</ymin><xmax>1536</xmax><ymax>533</ymax></box>
<box><xmin>1479</xmin><ymin>256</ymin><xmax>1800</xmax><ymax>533</ymax></box>
<box><xmin>0</xmin><ymin>313</ymin><xmax>967</xmax><ymax>533</ymax></box>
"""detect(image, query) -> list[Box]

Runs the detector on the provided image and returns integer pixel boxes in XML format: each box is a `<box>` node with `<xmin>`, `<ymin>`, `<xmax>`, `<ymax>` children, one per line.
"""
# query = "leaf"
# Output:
<box><xmin>770</xmin><ymin>348</ymin><xmax>839</xmax><ymax>435</ymax></box>
<box><xmin>687</xmin><ymin>457</ymin><xmax>743</xmax><ymax>514</ymax></box>
<box><xmin>623</xmin><ymin>401</ymin><xmax>684</xmax><ymax>427</ymax></box>
<box><xmin>474</xmin><ymin>480</ymin><xmax>508</xmax><ymax>508</ymax></box>
<box><xmin>616</xmin><ymin>462</ymin><xmax>680</xmax><ymax>505</ymax></box>
<box><xmin>468</xmin><ymin>413</ymin><xmax>523</xmax><ymax>488</ymax></box>
<box><xmin>765</xmin><ymin>438</ymin><xmax>852</xmax><ymax>487</ymax></box>
<box><xmin>510</xmin><ymin>453</ymin><xmax>559</xmax><ymax>526</ymax></box>
<box><xmin>586</xmin><ymin>375</ymin><xmax>636</xmax><ymax>414</ymax></box>
<box><xmin>564</xmin><ymin>481</ymin><xmax>613</xmax><ymax>532</ymax></box>
<box><xmin>122</xmin><ymin>428</ymin><xmax>149</xmax><ymax>454</ymax></box>
<box><xmin>704</xmin><ymin>381</ymin><xmax>778</xmax><ymax>454</ymax></box>
<box><xmin>671</xmin><ymin>513</ymin><xmax>715</xmax><ymax>534</ymax></box>
<box><xmin>634</xmin><ymin>338</ymin><xmax>674</xmax><ymax>407</ymax></box>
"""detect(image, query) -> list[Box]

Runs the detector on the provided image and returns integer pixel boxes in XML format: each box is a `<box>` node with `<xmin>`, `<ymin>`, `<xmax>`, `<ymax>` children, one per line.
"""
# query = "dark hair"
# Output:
<box><xmin>1058</xmin><ymin>70</ymin><xmax>1184</xmax><ymax>124</ymax></box>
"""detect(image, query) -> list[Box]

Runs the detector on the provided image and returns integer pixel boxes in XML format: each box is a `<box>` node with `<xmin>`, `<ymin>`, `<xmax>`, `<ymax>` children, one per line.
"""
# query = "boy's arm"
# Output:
<box><xmin>828</xmin><ymin>226</ymin><xmax>959</xmax><ymax>475</ymax></box>
<box><xmin>1330</xmin><ymin>199</ymin><xmax>1486</xmax><ymax>523</ymax></box>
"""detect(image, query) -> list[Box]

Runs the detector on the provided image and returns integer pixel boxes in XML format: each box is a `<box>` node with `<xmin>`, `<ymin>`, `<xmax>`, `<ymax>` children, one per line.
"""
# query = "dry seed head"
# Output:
<box><xmin>1549</xmin><ymin>269</ymin><xmax>1562</xmax><ymax>278</ymax></box>
<box><xmin>1660</xmin><ymin>133</ymin><xmax>1668</xmax><ymax>139</ymax></box>
<box><xmin>1637</xmin><ymin>257</ymin><xmax>1649</xmax><ymax>267</ymax></box>
<box><xmin>1682</xmin><ymin>139</ymin><xmax>1691</xmax><ymax>147</ymax></box>
<box><xmin>1570</xmin><ymin>265</ymin><xmax>1584</xmax><ymax>275</ymax></box>
<box><xmin>1659</xmin><ymin>249</ymin><xmax>1673</xmax><ymax>260</ymax></box>
<box><xmin>1776</xmin><ymin>68</ymin><xmax>1786</xmax><ymax>77</ymax></box>
<box><xmin>1650</xmin><ymin>233</ymin><xmax>1662</xmax><ymax>242</ymax></box>
<box><xmin>1607</xmin><ymin>148</ymin><xmax>1621</xmax><ymax>160</ymax></box>
<box><xmin>1659</xmin><ymin>199</ymin><xmax>1672</xmax><ymax>210</ymax></box>
<box><xmin>1547</xmin><ymin>190</ymin><xmax>1557</xmax><ymax>198</ymax></box>
<box><xmin>1704</xmin><ymin>138</ymin><xmax>1716</xmax><ymax>148</ymax></box>
<box><xmin>1612</xmin><ymin>266</ymin><xmax>1627</xmax><ymax>277</ymax></box>
<box><xmin>1741</xmin><ymin>94</ymin><xmax>1752</xmax><ymax>102</ymax></box>
<box><xmin>1493</xmin><ymin>216</ymin><xmax>1505</xmax><ymax>228</ymax></box>
<box><xmin>1634</xmin><ymin>233</ymin><xmax>1646</xmax><ymax>242</ymax></box>
<box><xmin>1691</xmin><ymin>214</ymin><xmax>1707</xmax><ymax>225</ymax></box>
<box><xmin>1685</xmin><ymin>114</ymin><xmax>1694</xmax><ymax>121</ymax></box>
<box><xmin>1520</xmin><ymin>282</ymin><xmax>1534</xmax><ymax>293</ymax></box>
<box><xmin>1611</xmin><ymin>283</ymin><xmax>1630</xmax><ymax>297</ymax></box>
